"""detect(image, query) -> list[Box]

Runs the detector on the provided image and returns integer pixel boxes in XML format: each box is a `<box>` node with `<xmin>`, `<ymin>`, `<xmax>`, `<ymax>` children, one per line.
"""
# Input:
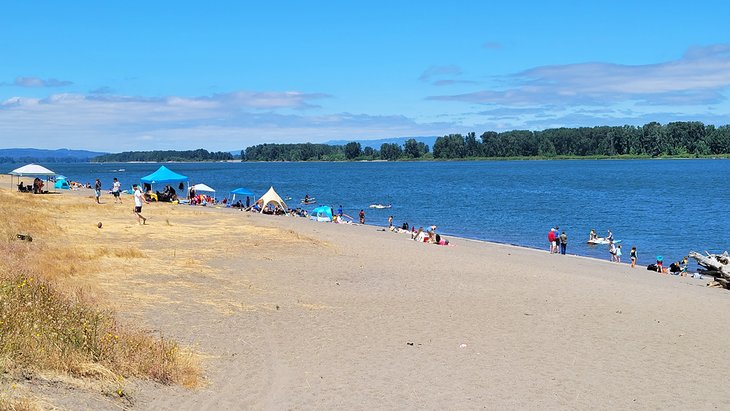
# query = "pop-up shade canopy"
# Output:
<box><xmin>190</xmin><ymin>183</ymin><xmax>215</xmax><ymax>193</ymax></box>
<box><xmin>9</xmin><ymin>163</ymin><xmax>56</xmax><ymax>176</ymax></box>
<box><xmin>230</xmin><ymin>187</ymin><xmax>253</xmax><ymax>196</ymax></box>
<box><xmin>140</xmin><ymin>166</ymin><xmax>188</xmax><ymax>185</ymax></box>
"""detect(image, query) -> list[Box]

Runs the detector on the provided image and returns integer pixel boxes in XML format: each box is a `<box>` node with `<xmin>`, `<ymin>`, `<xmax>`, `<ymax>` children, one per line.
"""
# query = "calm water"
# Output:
<box><xmin>5</xmin><ymin>160</ymin><xmax>729</xmax><ymax>266</ymax></box>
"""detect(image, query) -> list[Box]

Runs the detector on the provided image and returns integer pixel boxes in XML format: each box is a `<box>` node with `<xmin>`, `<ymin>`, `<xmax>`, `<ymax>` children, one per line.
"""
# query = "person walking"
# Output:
<box><xmin>559</xmin><ymin>231</ymin><xmax>568</xmax><ymax>255</ymax></box>
<box><xmin>112</xmin><ymin>177</ymin><xmax>122</xmax><ymax>204</ymax></box>
<box><xmin>630</xmin><ymin>246</ymin><xmax>637</xmax><ymax>268</ymax></box>
<box><xmin>609</xmin><ymin>241</ymin><xmax>617</xmax><ymax>262</ymax></box>
<box><xmin>359</xmin><ymin>209</ymin><xmax>365</xmax><ymax>224</ymax></box>
<box><xmin>94</xmin><ymin>178</ymin><xmax>102</xmax><ymax>204</ymax></box>
<box><xmin>132</xmin><ymin>184</ymin><xmax>148</xmax><ymax>225</ymax></box>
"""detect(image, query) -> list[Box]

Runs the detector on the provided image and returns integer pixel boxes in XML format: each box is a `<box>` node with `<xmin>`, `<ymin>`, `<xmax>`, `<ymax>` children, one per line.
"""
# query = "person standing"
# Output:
<box><xmin>388</xmin><ymin>215</ymin><xmax>393</xmax><ymax>228</ymax></box>
<box><xmin>359</xmin><ymin>209</ymin><xmax>365</xmax><ymax>224</ymax></box>
<box><xmin>616</xmin><ymin>244</ymin><xmax>623</xmax><ymax>263</ymax></box>
<box><xmin>94</xmin><ymin>178</ymin><xmax>102</xmax><ymax>204</ymax></box>
<box><xmin>630</xmin><ymin>246</ymin><xmax>637</xmax><ymax>268</ymax></box>
<box><xmin>337</xmin><ymin>205</ymin><xmax>343</xmax><ymax>217</ymax></box>
<box><xmin>112</xmin><ymin>177</ymin><xmax>122</xmax><ymax>204</ymax></box>
<box><xmin>132</xmin><ymin>184</ymin><xmax>148</xmax><ymax>225</ymax></box>
<box><xmin>547</xmin><ymin>227</ymin><xmax>558</xmax><ymax>254</ymax></box>
<box><xmin>559</xmin><ymin>231</ymin><xmax>568</xmax><ymax>255</ymax></box>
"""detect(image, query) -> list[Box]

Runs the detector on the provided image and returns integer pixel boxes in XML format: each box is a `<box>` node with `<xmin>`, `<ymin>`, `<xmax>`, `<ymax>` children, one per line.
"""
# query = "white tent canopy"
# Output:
<box><xmin>189</xmin><ymin>183</ymin><xmax>216</xmax><ymax>193</ymax></box>
<box><xmin>256</xmin><ymin>186</ymin><xmax>288</xmax><ymax>213</ymax></box>
<box><xmin>10</xmin><ymin>163</ymin><xmax>56</xmax><ymax>176</ymax></box>
<box><xmin>8</xmin><ymin>163</ymin><xmax>57</xmax><ymax>191</ymax></box>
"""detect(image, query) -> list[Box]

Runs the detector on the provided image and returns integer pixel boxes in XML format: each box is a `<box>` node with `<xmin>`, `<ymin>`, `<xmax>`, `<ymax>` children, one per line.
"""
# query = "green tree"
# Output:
<box><xmin>344</xmin><ymin>142</ymin><xmax>362</xmax><ymax>159</ymax></box>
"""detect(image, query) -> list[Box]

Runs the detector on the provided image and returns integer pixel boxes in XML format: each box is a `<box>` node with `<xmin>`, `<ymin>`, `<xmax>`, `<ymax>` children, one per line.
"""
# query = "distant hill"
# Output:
<box><xmin>0</xmin><ymin>148</ymin><xmax>107</xmax><ymax>163</ymax></box>
<box><xmin>324</xmin><ymin>136</ymin><xmax>438</xmax><ymax>149</ymax></box>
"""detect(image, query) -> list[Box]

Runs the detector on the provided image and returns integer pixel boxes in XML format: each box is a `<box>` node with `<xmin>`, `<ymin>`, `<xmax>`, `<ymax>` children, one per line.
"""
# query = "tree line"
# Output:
<box><xmin>93</xmin><ymin>149</ymin><xmax>234</xmax><ymax>162</ymax></box>
<box><xmin>433</xmin><ymin>122</ymin><xmax>730</xmax><ymax>158</ymax></box>
<box><xmin>242</xmin><ymin>121</ymin><xmax>730</xmax><ymax>161</ymax></box>
<box><xmin>241</xmin><ymin>139</ymin><xmax>430</xmax><ymax>161</ymax></box>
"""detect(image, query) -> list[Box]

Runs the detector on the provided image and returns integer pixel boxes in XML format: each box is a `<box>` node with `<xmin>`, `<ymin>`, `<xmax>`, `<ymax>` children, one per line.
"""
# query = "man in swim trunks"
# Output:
<box><xmin>112</xmin><ymin>177</ymin><xmax>122</xmax><ymax>204</ymax></box>
<box><xmin>94</xmin><ymin>178</ymin><xmax>102</xmax><ymax>204</ymax></box>
<box><xmin>133</xmin><ymin>184</ymin><xmax>148</xmax><ymax>225</ymax></box>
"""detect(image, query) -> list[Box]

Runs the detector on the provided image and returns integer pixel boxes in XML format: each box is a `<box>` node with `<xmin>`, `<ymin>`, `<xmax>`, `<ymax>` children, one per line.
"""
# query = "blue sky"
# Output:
<box><xmin>2</xmin><ymin>1</ymin><xmax>730</xmax><ymax>152</ymax></box>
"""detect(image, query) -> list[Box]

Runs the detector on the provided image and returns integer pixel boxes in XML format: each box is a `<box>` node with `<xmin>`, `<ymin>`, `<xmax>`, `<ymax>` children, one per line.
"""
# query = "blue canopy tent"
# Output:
<box><xmin>230</xmin><ymin>187</ymin><xmax>255</xmax><ymax>208</ymax></box>
<box><xmin>140</xmin><ymin>165</ymin><xmax>189</xmax><ymax>185</ymax></box>
<box><xmin>311</xmin><ymin>205</ymin><xmax>333</xmax><ymax>222</ymax></box>
<box><xmin>139</xmin><ymin>166</ymin><xmax>189</xmax><ymax>200</ymax></box>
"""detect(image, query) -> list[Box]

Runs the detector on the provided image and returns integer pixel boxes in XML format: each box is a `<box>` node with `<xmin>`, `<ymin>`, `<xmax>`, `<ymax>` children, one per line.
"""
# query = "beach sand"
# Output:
<box><xmin>2</xmin><ymin>178</ymin><xmax>730</xmax><ymax>409</ymax></box>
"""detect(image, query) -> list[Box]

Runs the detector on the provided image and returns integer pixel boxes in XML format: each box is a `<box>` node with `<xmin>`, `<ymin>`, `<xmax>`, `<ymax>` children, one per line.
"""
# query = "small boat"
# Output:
<box><xmin>369</xmin><ymin>203</ymin><xmax>392</xmax><ymax>209</ymax></box>
<box><xmin>587</xmin><ymin>237</ymin><xmax>621</xmax><ymax>245</ymax></box>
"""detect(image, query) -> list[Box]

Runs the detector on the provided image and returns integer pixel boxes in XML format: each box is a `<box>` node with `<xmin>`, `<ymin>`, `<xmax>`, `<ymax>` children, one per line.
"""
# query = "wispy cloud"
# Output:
<box><xmin>1</xmin><ymin>76</ymin><xmax>73</xmax><ymax>88</ymax></box>
<box><xmin>428</xmin><ymin>44</ymin><xmax>730</xmax><ymax>106</ymax></box>
<box><xmin>419</xmin><ymin>65</ymin><xmax>463</xmax><ymax>82</ymax></box>
<box><xmin>481</xmin><ymin>42</ymin><xmax>501</xmax><ymax>50</ymax></box>
<box><xmin>0</xmin><ymin>90</ymin><xmax>451</xmax><ymax>151</ymax></box>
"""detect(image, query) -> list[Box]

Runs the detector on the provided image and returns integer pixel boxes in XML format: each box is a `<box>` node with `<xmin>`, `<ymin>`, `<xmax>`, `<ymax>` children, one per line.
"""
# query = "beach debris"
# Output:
<box><xmin>688</xmin><ymin>251</ymin><xmax>730</xmax><ymax>289</ymax></box>
<box><xmin>97</xmin><ymin>222</ymin><xmax>103</xmax><ymax>229</ymax></box>
<box><xmin>15</xmin><ymin>234</ymin><xmax>32</xmax><ymax>242</ymax></box>
<box><xmin>459</xmin><ymin>343</ymin><xmax>467</xmax><ymax>348</ymax></box>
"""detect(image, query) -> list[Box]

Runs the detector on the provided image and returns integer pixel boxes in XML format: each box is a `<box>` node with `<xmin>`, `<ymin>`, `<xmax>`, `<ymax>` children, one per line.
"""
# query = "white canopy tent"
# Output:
<box><xmin>8</xmin><ymin>163</ymin><xmax>57</xmax><ymax>191</ymax></box>
<box><xmin>189</xmin><ymin>183</ymin><xmax>216</xmax><ymax>200</ymax></box>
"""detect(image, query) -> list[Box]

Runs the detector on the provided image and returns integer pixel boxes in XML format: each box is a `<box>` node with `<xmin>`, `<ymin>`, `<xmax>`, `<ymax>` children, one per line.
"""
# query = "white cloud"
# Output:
<box><xmin>0</xmin><ymin>90</ymin><xmax>450</xmax><ymax>151</ymax></box>
<box><xmin>1</xmin><ymin>76</ymin><xmax>73</xmax><ymax>88</ymax></box>
<box><xmin>428</xmin><ymin>44</ymin><xmax>730</xmax><ymax>106</ymax></box>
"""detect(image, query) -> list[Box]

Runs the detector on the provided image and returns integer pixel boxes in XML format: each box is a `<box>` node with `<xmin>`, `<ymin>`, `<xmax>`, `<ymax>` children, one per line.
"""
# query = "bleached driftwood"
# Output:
<box><xmin>689</xmin><ymin>251</ymin><xmax>730</xmax><ymax>289</ymax></box>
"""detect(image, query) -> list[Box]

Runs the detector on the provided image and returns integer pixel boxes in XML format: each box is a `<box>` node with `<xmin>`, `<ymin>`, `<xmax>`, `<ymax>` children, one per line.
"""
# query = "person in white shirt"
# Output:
<box><xmin>112</xmin><ymin>177</ymin><xmax>122</xmax><ymax>204</ymax></box>
<box><xmin>133</xmin><ymin>184</ymin><xmax>148</xmax><ymax>225</ymax></box>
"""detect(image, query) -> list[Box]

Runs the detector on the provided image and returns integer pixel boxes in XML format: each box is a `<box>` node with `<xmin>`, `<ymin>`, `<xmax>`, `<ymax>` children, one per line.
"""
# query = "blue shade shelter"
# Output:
<box><xmin>230</xmin><ymin>187</ymin><xmax>254</xmax><ymax>196</ymax></box>
<box><xmin>229</xmin><ymin>187</ymin><xmax>255</xmax><ymax>207</ymax></box>
<box><xmin>140</xmin><ymin>166</ymin><xmax>188</xmax><ymax>185</ymax></box>
<box><xmin>311</xmin><ymin>205</ymin><xmax>333</xmax><ymax>222</ymax></box>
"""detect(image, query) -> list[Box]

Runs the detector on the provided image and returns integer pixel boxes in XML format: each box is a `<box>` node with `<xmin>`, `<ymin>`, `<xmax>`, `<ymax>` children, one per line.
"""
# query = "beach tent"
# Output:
<box><xmin>230</xmin><ymin>187</ymin><xmax>253</xmax><ymax>196</ymax></box>
<box><xmin>9</xmin><ymin>163</ymin><xmax>56</xmax><ymax>190</ymax></box>
<box><xmin>54</xmin><ymin>178</ymin><xmax>70</xmax><ymax>190</ymax></box>
<box><xmin>230</xmin><ymin>187</ymin><xmax>254</xmax><ymax>204</ymax></box>
<box><xmin>189</xmin><ymin>183</ymin><xmax>216</xmax><ymax>201</ymax></box>
<box><xmin>140</xmin><ymin>165</ymin><xmax>189</xmax><ymax>185</ymax></box>
<box><xmin>311</xmin><ymin>205</ymin><xmax>333</xmax><ymax>222</ymax></box>
<box><xmin>255</xmin><ymin>186</ymin><xmax>288</xmax><ymax>213</ymax></box>
<box><xmin>190</xmin><ymin>183</ymin><xmax>215</xmax><ymax>193</ymax></box>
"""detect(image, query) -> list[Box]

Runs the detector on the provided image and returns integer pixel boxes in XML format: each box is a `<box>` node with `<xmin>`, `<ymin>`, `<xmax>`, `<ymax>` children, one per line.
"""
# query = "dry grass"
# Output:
<box><xmin>0</xmin><ymin>394</ymin><xmax>36</xmax><ymax>411</ymax></box>
<box><xmin>0</xmin><ymin>189</ymin><xmax>200</xmax><ymax>390</ymax></box>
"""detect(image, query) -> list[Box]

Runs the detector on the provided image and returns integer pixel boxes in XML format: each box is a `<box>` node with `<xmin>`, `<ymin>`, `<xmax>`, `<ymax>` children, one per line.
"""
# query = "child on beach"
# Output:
<box><xmin>615</xmin><ymin>244</ymin><xmax>622</xmax><ymax>263</ymax></box>
<box><xmin>630</xmin><ymin>247</ymin><xmax>637</xmax><ymax>268</ymax></box>
<box><xmin>656</xmin><ymin>256</ymin><xmax>664</xmax><ymax>273</ymax></box>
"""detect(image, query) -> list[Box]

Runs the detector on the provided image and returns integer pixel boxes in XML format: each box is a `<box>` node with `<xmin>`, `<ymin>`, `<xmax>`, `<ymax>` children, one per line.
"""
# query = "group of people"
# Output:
<box><xmin>16</xmin><ymin>178</ymin><xmax>45</xmax><ymax>194</ymax></box>
<box><xmin>548</xmin><ymin>227</ymin><xmax>568</xmax><ymax>255</ymax></box>
<box><xmin>385</xmin><ymin>216</ymin><xmax>449</xmax><ymax>245</ymax></box>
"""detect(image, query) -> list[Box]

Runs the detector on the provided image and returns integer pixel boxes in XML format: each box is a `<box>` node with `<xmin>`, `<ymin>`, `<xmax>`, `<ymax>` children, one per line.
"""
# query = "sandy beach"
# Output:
<box><xmin>2</xmin><ymin>178</ymin><xmax>730</xmax><ymax>410</ymax></box>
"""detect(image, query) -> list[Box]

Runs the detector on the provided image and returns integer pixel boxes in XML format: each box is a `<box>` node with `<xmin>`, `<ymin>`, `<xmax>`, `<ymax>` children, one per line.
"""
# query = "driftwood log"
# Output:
<box><xmin>689</xmin><ymin>251</ymin><xmax>730</xmax><ymax>289</ymax></box>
